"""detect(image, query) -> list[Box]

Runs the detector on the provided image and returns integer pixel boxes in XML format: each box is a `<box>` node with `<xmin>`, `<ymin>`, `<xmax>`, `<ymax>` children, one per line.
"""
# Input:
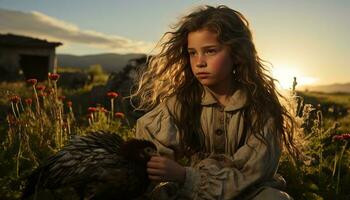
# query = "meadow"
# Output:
<box><xmin>0</xmin><ymin>71</ymin><xmax>349</xmax><ymax>200</ymax></box>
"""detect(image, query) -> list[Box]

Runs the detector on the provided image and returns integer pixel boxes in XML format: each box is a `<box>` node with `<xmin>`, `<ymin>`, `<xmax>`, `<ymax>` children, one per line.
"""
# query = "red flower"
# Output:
<box><xmin>333</xmin><ymin>133</ymin><xmax>350</xmax><ymax>141</ymax></box>
<box><xmin>27</xmin><ymin>79</ymin><xmax>37</xmax><ymax>85</ymax></box>
<box><xmin>99</xmin><ymin>107</ymin><xmax>107</xmax><ymax>113</ymax></box>
<box><xmin>114</xmin><ymin>112</ymin><xmax>125</xmax><ymax>118</ymax></box>
<box><xmin>88</xmin><ymin>107</ymin><xmax>97</xmax><ymax>113</ymax></box>
<box><xmin>107</xmin><ymin>92</ymin><xmax>119</xmax><ymax>99</ymax></box>
<box><xmin>36</xmin><ymin>85</ymin><xmax>46</xmax><ymax>91</ymax></box>
<box><xmin>45</xmin><ymin>88</ymin><xmax>54</xmax><ymax>95</ymax></box>
<box><xmin>342</xmin><ymin>133</ymin><xmax>350</xmax><ymax>140</ymax></box>
<box><xmin>58</xmin><ymin>96</ymin><xmax>66</xmax><ymax>101</ymax></box>
<box><xmin>10</xmin><ymin>96</ymin><xmax>21</xmax><ymax>103</ymax></box>
<box><xmin>7</xmin><ymin>114</ymin><xmax>18</xmax><ymax>125</ymax></box>
<box><xmin>48</xmin><ymin>73</ymin><xmax>60</xmax><ymax>81</ymax></box>
<box><xmin>25</xmin><ymin>98</ymin><xmax>33</xmax><ymax>105</ymax></box>
<box><xmin>66</xmin><ymin>101</ymin><xmax>73</xmax><ymax>107</ymax></box>
<box><xmin>62</xmin><ymin>122</ymin><xmax>68</xmax><ymax>129</ymax></box>
<box><xmin>333</xmin><ymin>135</ymin><xmax>344</xmax><ymax>141</ymax></box>
<box><xmin>38</xmin><ymin>92</ymin><xmax>47</xmax><ymax>97</ymax></box>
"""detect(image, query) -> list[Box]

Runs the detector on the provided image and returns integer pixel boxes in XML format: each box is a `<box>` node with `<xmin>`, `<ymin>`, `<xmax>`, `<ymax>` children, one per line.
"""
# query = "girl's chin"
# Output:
<box><xmin>198</xmin><ymin>81</ymin><xmax>215</xmax><ymax>87</ymax></box>
<box><xmin>196</xmin><ymin>77</ymin><xmax>218</xmax><ymax>87</ymax></box>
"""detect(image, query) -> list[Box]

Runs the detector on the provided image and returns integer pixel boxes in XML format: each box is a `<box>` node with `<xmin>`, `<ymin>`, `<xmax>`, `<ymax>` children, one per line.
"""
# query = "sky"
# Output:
<box><xmin>0</xmin><ymin>0</ymin><xmax>349</xmax><ymax>88</ymax></box>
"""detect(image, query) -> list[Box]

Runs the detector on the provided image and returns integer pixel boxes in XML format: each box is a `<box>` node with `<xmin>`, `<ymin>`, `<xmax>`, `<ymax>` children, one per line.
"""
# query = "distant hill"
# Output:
<box><xmin>57</xmin><ymin>53</ymin><xmax>146</xmax><ymax>72</ymax></box>
<box><xmin>300</xmin><ymin>82</ymin><xmax>350</xmax><ymax>93</ymax></box>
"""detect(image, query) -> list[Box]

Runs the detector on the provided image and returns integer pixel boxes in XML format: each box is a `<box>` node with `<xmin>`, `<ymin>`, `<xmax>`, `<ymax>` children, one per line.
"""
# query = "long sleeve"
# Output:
<box><xmin>179</xmin><ymin>118</ymin><xmax>282</xmax><ymax>200</ymax></box>
<box><xmin>135</xmin><ymin>100</ymin><xmax>182</xmax><ymax>160</ymax></box>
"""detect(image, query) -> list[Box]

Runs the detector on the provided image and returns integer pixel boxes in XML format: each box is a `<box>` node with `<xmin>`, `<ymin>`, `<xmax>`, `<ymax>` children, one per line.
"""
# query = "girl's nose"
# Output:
<box><xmin>196</xmin><ymin>56</ymin><xmax>207</xmax><ymax>68</ymax></box>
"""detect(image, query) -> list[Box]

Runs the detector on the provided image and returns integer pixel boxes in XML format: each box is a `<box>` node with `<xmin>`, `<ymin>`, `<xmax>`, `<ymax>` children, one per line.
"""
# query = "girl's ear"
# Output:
<box><xmin>233</xmin><ymin>59</ymin><xmax>241</xmax><ymax>67</ymax></box>
<box><xmin>230</xmin><ymin>53</ymin><xmax>242</xmax><ymax>65</ymax></box>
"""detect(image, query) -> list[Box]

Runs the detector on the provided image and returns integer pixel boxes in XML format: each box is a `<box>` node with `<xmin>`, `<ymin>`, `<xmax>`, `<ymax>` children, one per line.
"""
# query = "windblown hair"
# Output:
<box><xmin>131</xmin><ymin>5</ymin><xmax>299</xmax><ymax>159</ymax></box>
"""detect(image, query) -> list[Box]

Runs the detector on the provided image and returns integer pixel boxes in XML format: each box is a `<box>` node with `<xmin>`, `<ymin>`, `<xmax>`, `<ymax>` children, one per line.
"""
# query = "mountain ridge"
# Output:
<box><xmin>300</xmin><ymin>82</ymin><xmax>350</xmax><ymax>93</ymax></box>
<box><xmin>57</xmin><ymin>53</ymin><xmax>146</xmax><ymax>72</ymax></box>
<box><xmin>57</xmin><ymin>53</ymin><xmax>350</xmax><ymax>93</ymax></box>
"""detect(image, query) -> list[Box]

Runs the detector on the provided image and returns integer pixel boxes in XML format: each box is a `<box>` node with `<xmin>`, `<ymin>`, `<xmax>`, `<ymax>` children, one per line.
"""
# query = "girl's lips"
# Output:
<box><xmin>196</xmin><ymin>72</ymin><xmax>210</xmax><ymax>75</ymax></box>
<box><xmin>196</xmin><ymin>73</ymin><xmax>211</xmax><ymax>78</ymax></box>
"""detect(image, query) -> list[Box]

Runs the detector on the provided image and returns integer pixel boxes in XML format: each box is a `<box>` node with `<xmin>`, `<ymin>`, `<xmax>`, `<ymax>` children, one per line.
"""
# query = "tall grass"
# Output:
<box><xmin>0</xmin><ymin>75</ymin><xmax>349</xmax><ymax>199</ymax></box>
<box><xmin>278</xmin><ymin>79</ymin><xmax>350</xmax><ymax>200</ymax></box>
<box><xmin>0</xmin><ymin>73</ymin><xmax>132</xmax><ymax>199</ymax></box>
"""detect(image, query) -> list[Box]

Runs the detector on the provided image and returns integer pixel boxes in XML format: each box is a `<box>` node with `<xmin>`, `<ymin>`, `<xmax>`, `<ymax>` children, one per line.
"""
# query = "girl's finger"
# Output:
<box><xmin>150</xmin><ymin>156</ymin><xmax>163</xmax><ymax>162</ymax></box>
<box><xmin>147</xmin><ymin>161</ymin><xmax>163</xmax><ymax>168</ymax></box>
<box><xmin>147</xmin><ymin>168</ymin><xmax>165</xmax><ymax>175</ymax></box>
<box><xmin>147</xmin><ymin>161</ymin><xmax>164</xmax><ymax>169</ymax></box>
<box><xmin>148</xmin><ymin>175</ymin><xmax>162</xmax><ymax>181</ymax></box>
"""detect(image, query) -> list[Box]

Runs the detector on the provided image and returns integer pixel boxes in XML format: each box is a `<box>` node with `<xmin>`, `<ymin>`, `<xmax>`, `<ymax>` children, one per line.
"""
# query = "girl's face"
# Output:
<box><xmin>187</xmin><ymin>28</ymin><xmax>234</xmax><ymax>92</ymax></box>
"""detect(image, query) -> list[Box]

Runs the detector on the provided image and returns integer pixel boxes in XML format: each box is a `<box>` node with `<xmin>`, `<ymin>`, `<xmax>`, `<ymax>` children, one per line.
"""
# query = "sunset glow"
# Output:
<box><xmin>0</xmin><ymin>1</ymin><xmax>349</xmax><ymax>85</ymax></box>
<box><xmin>271</xmin><ymin>64</ymin><xmax>318</xmax><ymax>90</ymax></box>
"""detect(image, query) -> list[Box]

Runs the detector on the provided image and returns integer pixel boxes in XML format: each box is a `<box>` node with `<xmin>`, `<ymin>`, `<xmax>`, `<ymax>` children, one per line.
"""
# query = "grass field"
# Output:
<box><xmin>0</xmin><ymin>78</ymin><xmax>349</xmax><ymax>199</ymax></box>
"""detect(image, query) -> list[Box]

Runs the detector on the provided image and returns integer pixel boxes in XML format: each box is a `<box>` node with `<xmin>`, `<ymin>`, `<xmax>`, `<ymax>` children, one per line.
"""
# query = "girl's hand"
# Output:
<box><xmin>147</xmin><ymin>156</ymin><xmax>186</xmax><ymax>183</ymax></box>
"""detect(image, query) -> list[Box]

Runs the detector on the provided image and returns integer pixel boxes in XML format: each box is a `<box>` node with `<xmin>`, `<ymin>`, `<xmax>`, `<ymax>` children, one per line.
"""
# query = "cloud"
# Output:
<box><xmin>0</xmin><ymin>8</ymin><xmax>154</xmax><ymax>54</ymax></box>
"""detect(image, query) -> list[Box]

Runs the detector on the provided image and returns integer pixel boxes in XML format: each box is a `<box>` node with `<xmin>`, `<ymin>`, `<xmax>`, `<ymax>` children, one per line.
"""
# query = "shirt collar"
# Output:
<box><xmin>201</xmin><ymin>86</ymin><xmax>248</xmax><ymax>111</ymax></box>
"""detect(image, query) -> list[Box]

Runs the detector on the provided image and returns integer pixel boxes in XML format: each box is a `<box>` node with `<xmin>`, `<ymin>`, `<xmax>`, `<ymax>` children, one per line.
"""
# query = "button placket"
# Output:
<box><xmin>213</xmin><ymin>129</ymin><xmax>225</xmax><ymax>153</ymax></box>
<box><xmin>213</xmin><ymin>104</ymin><xmax>225</xmax><ymax>153</ymax></box>
<box><xmin>219</xmin><ymin>115</ymin><xmax>224</xmax><ymax>124</ymax></box>
<box><xmin>215</xmin><ymin>129</ymin><xmax>224</xmax><ymax>136</ymax></box>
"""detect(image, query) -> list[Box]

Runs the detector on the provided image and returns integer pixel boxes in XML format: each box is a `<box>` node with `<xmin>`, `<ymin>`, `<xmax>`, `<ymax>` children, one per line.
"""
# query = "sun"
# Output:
<box><xmin>271</xmin><ymin>64</ymin><xmax>317</xmax><ymax>90</ymax></box>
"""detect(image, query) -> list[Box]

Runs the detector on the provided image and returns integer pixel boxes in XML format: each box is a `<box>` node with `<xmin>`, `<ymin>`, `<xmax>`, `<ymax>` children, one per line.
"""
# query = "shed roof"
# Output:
<box><xmin>0</xmin><ymin>33</ymin><xmax>62</xmax><ymax>48</ymax></box>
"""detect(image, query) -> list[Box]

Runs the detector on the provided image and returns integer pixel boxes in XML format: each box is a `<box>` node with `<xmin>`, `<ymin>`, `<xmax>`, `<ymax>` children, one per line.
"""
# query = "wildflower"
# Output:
<box><xmin>333</xmin><ymin>135</ymin><xmax>344</xmax><ymax>141</ymax></box>
<box><xmin>58</xmin><ymin>96</ymin><xmax>66</xmax><ymax>101</ymax></box>
<box><xmin>7</xmin><ymin>114</ymin><xmax>18</xmax><ymax>125</ymax></box>
<box><xmin>62</xmin><ymin>122</ymin><xmax>68</xmax><ymax>130</ymax></box>
<box><xmin>27</xmin><ymin>78</ymin><xmax>37</xmax><ymax>85</ymax></box>
<box><xmin>342</xmin><ymin>133</ymin><xmax>350</xmax><ymax>140</ymax></box>
<box><xmin>36</xmin><ymin>85</ymin><xmax>46</xmax><ymax>91</ymax></box>
<box><xmin>332</xmin><ymin>132</ymin><xmax>350</xmax><ymax>195</ymax></box>
<box><xmin>88</xmin><ymin>107</ymin><xmax>97</xmax><ymax>113</ymax></box>
<box><xmin>45</xmin><ymin>87</ymin><xmax>54</xmax><ymax>95</ymax></box>
<box><xmin>107</xmin><ymin>92</ymin><xmax>119</xmax><ymax>99</ymax></box>
<box><xmin>10</xmin><ymin>95</ymin><xmax>21</xmax><ymax>103</ymax></box>
<box><xmin>99</xmin><ymin>107</ymin><xmax>107</xmax><ymax>113</ymax></box>
<box><xmin>48</xmin><ymin>73</ymin><xmax>60</xmax><ymax>81</ymax></box>
<box><xmin>333</xmin><ymin>133</ymin><xmax>350</xmax><ymax>141</ymax></box>
<box><xmin>114</xmin><ymin>112</ymin><xmax>125</xmax><ymax>118</ymax></box>
<box><xmin>25</xmin><ymin>98</ymin><xmax>33</xmax><ymax>106</ymax></box>
<box><xmin>66</xmin><ymin>101</ymin><xmax>73</xmax><ymax>107</ymax></box>
<box><xmin>38</xmin><ymin>93</ymin><xmax>47</xmax><ymax>98</ymax></box>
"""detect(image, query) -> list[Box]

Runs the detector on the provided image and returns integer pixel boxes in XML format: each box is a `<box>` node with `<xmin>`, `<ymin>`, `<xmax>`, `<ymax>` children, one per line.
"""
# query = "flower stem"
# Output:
<box><xmin>11</xmin><ymin>102</ymin><xmax>18</xmax><ymax>118</ymax></box>
<box><xmin>16</xmin><ymin>132</ymin><xmax>22</xmax><ymax>178</ymax></box>
<box><xmin>33</xmin><ymin>85</ymin><xmax>40</xmax><ymax>115</ymax></box>
<box><xmin>336</xmin><ymin>141</ymin><xmax>348</xmax><ymax>196</ymax></box>
<box><xmin>111</xmin><ymin>98</ymin><xmax>114</xmax><ymax>122</ymax></box>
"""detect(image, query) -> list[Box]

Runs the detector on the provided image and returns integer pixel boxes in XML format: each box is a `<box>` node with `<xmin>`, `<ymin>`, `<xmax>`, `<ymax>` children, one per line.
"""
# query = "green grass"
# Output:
<box><xmin>298</xmin><ymin>90</ymin><xmax>350</xmax><ymax>108</ymax></box>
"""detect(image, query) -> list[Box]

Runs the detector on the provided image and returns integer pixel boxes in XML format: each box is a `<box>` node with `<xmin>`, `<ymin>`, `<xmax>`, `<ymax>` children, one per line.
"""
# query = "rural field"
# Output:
<box><xmin>1</xmin><ymin>1</ymin><xmax>349</xmax><ymax>199</ymax></box>
<box><xmin>0</xmin><ymin>69</ymin><xmax>349</xmax><ymax>200</ymax></box>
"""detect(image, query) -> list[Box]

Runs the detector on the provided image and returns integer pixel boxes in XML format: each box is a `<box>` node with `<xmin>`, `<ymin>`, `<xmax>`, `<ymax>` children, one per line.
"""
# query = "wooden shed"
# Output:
<box><xmin>0</xmin><ymin>33</ymin><xmax>62</xmax><ymax>81</ymax></box>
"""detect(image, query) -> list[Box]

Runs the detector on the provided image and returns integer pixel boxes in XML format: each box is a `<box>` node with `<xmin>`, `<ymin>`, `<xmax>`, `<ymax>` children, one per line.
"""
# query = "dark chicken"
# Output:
<box><xmin>22</xmin><ymin>131</ymin><xmax>157</xmax><ymax>200</ymax></box>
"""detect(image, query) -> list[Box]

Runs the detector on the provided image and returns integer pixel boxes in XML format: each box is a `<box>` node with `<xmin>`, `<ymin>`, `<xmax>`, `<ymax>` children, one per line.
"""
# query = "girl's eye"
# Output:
<box><xmin>206</xmin><ymin>49</ymin><xmax>217</xmax><ymax>55</ymax></box>
<box><xmin>188</xmin><ymin>51</ymin><xmax>196</xmax><ymax>56</ymax></box>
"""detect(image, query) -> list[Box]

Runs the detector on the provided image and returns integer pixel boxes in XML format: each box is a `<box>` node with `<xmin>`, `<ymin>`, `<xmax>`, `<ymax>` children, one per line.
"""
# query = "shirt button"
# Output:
<box><xmin>215</xmin><ymin>129</ymin><xmax>224</xmax><ymax>136</ymax></box>
<box><xmin>215</xmin><ymin>145</ymin><xmax>225</xmax><ymax>153</ymax></box>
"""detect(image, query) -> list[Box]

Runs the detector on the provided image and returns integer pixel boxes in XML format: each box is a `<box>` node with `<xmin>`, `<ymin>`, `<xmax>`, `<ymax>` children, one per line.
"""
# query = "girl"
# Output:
<box><xmin>132</xmin><ymin>5</ymin><xmax>297</xmax><ymax>200</ymax></box>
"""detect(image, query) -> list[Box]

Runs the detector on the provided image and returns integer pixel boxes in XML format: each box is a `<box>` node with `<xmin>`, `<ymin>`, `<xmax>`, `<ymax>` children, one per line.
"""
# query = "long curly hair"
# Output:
<box><xmin>131</xmin><ymin>5</ymin><xmax>299</xmax><ymax>159</ymax></box>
